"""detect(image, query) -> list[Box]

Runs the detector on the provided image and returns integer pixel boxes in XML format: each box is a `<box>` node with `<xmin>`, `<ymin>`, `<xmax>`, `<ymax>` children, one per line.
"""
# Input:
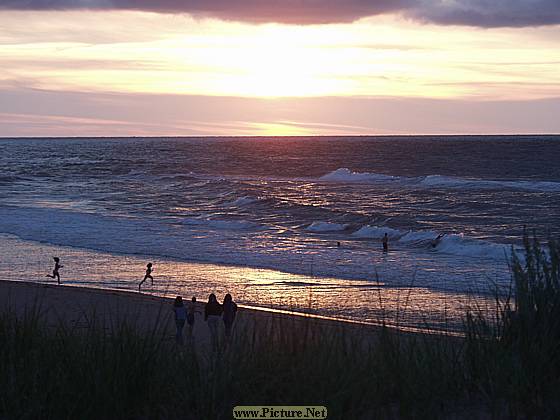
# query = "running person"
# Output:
<box><xmin>46</xmin><ymin>257</ymin><xmax>63</xmax><ymax>285</ymax></box>
<box><xmin>139</xmin><ymin>262</ymin><xmax>154</xmax><ymax>291</ymax></box>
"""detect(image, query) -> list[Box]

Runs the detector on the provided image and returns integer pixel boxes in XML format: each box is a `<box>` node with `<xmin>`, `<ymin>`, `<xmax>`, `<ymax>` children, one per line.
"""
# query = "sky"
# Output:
<box><xmin>1</xmin><ymin>1</ymin><xmax>559</xmax><ymax>136</ymax></box>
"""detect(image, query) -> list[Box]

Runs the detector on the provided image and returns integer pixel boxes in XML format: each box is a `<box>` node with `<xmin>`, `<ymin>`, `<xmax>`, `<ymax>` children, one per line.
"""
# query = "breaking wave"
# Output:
<box><xmin>319</xmin><ymin>168</ymin><xmax>560</xmax><ymax>192</ymax></box>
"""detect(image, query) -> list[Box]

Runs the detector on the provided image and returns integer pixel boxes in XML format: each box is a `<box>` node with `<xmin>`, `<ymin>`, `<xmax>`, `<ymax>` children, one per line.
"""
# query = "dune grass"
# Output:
<box><xmin>1</xmin><ymin>234</ymin><xmax>559</xmax><ymax>419</ymax></box>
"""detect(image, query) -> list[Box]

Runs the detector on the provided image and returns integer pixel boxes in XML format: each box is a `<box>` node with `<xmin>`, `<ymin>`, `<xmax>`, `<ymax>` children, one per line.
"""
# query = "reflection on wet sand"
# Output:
<box><xmin>0</xmin><ymin>234</ymin><xmax>500</xmax><ymax>332</ymax></box>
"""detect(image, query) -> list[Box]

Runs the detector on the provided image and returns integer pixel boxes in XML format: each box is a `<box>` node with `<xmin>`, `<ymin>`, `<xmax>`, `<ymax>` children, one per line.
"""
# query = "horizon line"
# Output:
<box><xmin>2</xmin><ymin>133</ymin><xmax>560</xmax><ymax>140</ymax></box>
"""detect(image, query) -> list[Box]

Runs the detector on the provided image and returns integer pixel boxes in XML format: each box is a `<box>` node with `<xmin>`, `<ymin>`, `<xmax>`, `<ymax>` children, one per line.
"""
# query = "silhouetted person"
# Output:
<box><xmin>222</xmin><ymin>293</ymin><xmax>238</xmax><ymax>341</ymax></box>
<box><xmin>382</xmin><ymin>233</ymin><xmax>389</xmax><ymax>253</ymax></box>
<box><xmin>187</xmin><ymin>296</ymin><xmax>200</xmax><ymax>339</ymax></box>
<box><xmin>337</xmin><ymin>241</ymin><xmax>341</xmax><ymax>248</ymax></box>
<box><xmin>173</xmin><ymin>296</ymin><xmax>187</xmax><ymax>345</ymax></box>
<box><xmin>46</xmin><ymin>257</ymin><xmax>63</xmax><ymax>285</ymax></box>
<box><xmin>431</xmin><ymin>233</ymin><xmax>446</xmax><ymax>249</ymax></box>
<box><xmin>205</xmin><ymin>293</ymin><xmax>223</xmax><ymax>351</ymax></box>
<box><xmin>139</xmin><ymin>263</ymin><xmax>153</xmax><ymax>291</ymax></box>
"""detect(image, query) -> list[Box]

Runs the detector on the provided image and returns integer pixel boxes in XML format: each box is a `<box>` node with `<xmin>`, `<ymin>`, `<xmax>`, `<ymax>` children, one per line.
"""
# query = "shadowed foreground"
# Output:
<box><xmin>0</xmin><ymin>236</ymin><xmax>559</xmax><ymax>419</ymax></box>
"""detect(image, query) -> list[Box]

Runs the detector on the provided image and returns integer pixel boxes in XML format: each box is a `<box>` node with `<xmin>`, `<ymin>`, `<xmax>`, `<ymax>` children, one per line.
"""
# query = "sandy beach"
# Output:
<box><xmin>0</xmin><ymin>279</ymin><xmax>494</xmax><ymax>419</ymax></box>
<box><xmin>0</xmin><ymin>279</ymin><xmax>376</xmax><ymax>350</ymax></box>
<box><xmin>2</xmin><ymin>8</ymin><xmax>558</xmax><ymax>415</ymax></box>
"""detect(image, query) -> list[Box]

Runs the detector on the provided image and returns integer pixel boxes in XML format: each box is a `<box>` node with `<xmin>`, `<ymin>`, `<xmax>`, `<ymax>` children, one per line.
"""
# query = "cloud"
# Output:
<box><xmin>0</xmin><ymin>0</ymin><xmax>560</xmax><ymax>27</ymax></box>
<box><xmin>409</xmin><ymin>0</ymin><xmax>560</xmax><ymax>28</ymax></box>
<box><xmin>2</xmin><ymin>0</ymin><xmax>559</xmax><ymax>27</ymax></box>
<box><xmin>1</xmin><ymin>85</ymin><xmax>559</xmax><ymax>137</ymax></box>
<box><xmin>0</xmin><ymin>0</ymin><xmax>412</xmax><ymax>24</ymax></box>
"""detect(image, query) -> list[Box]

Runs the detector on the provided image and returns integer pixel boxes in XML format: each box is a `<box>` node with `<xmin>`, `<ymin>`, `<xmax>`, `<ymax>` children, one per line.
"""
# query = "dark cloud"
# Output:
<box><xmin>408</xmin><ymin>0</ymin><xmax>560</xmax><ymax>28</ymax></box>
<box><xmin>1</xmin><ymin>0</ymin><xmax>559</xmax><ymax>27</ymax></box>
<box><xmin>0</xmin><ymin>0</ymin><xmax>413</xmax><ymax>24</ymax></box>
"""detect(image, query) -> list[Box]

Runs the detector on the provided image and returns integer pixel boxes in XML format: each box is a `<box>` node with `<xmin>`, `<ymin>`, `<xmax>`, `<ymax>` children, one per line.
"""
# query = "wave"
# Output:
<box><xmin>229</xmin><ymin>196</ymin><xmax>258</xmax><ymax>206</ymax></box>
<box><xmin>319</xmin><ymin>168</ymin><xmax>398</xmax><ymax>183</ymax></box>
<box><xmin>0</xmin><ymin>175</ymin><xmax>25</xmax><ymax>184</ymax></box>
<box><xmin>352</xmin><ymin>224</ymin><xmax>512</xmax><ymax>260</ymax></box>
<box><xmin>0</xmin><ymin>206</ymin><xmax>512</xmax><ymax>295</ymax></box>
<box><xmin>306</xmin><ymin>221</ymin><xmax>348</xmax><ymax>233</ymax></box>
<box><xmin>182</xmin><ymin>217</ymin><xmax>259</xmax><ymax>230</ymax></box>
<box><xmin>352</xmin><ymin>225</ymin><xmax>402</xmax><ymax>239</ymax></box>
<box><xmin>420</xmin><ymin>175</ymin><xmax>560</xmax><ymax>192</ymax></box>
<box><xmin>319</xmin><ymin>168</ymin><xmax>560</xmax><ymax>192</ymax></box>
<box><xmin>398</xmin><ymin>230</ymin><xmax>440</xmax><ymax>243</ymax></box>
<box><xmin>434</xmin><ymin>233</ymin><xmax>512</xmax><ymax>259</ymax></box>
<box><xmin>58</xmin><ymin>157</ymin><xmax>104</xmax><ymax>165</ymax></box>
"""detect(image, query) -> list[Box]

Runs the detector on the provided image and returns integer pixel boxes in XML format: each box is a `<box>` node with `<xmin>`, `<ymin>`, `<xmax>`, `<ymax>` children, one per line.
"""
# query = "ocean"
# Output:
<box><xmin>1</xmin><ymin>135</ymin><xmax>559</xmax><ymax>331</ymax></box>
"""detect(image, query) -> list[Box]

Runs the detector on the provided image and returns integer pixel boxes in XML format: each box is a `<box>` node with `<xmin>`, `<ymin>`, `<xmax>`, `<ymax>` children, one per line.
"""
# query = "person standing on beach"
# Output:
<box><xmin>186</xmin><ymin>296</ymin><xmax>200</xmax><ymax>339</ymax></box>
<box><xmin>46</xmin><ymin>257</ymin><xmax>63</xmax><ymax>285</ymax></box>
<box><xmin>382</xmin><ymin>233</ymin><xmax>389</xmax><ymax>253</ymax></box>
<box><xmin>173</xmin><ymin>296</ymin><xmax>187</xmax><ymax>345</ymax></box>
<box><xmin>205</xmin><ymin>293</ymin><xmax>222</xmax><ymax>351</ymax></box>
<box><xmin>222</xmin><ymin>293</ymin><xmax>238</xmax><ymax>342</ymax></box>
<box><xmin>138</xmin><ymin>263</ymin><xmax>153</xmax><ymax>291</ymax></box>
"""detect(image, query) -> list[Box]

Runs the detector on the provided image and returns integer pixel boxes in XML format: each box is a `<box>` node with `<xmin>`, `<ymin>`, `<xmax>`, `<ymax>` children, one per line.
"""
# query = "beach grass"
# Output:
<box><xmin>1</xmin><ymin>234</ymin><xmax>559</xmax><ymax>419</ymax></box>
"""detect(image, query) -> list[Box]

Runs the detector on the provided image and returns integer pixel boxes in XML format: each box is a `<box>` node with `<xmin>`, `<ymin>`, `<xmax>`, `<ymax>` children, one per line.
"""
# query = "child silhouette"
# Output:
<box><xmin>46</xmin><ymin>257</ymin><xmax>63</xmax><ymax>285</ymax></box>
<box><xmin>138</xmin><ymin>262</ymin><xmax>154</xmax><ymax>291</ymax></box>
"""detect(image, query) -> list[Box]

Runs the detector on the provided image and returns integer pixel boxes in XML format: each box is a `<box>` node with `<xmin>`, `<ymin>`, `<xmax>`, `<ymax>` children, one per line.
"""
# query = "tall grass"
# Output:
<box><xmin>464</xmin><ymin>232</ymin><xmax>560</xmax><ymax>418</ymax></box>
<box><xmin>1</xmin><ymin>234</ymin><xmax>559</xmax><ymax>419</ymax></box>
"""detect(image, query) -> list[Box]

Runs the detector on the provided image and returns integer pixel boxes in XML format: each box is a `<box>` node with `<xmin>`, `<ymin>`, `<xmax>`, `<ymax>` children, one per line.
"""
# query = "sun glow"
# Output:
<box><xmin>2</xmin><ymin>11</ymin><xmax>558</xmax><ymax>101</ymax></box>
<box><xmin>1</xmin><ymin>11</ymin><xmax>560</xmax><ymax>137</ymax></box>
<box><xmin>247</xmin><ymin>121</ymin><xmax>313</xmax><ymax>136</ymax></box>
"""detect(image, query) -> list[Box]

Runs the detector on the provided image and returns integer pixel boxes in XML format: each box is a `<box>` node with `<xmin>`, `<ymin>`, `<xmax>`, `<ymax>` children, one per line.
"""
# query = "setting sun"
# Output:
<box><xmin>1</xmin><ymin>1</ymin><xmax>560</xmax><ymax>416</ymax></box>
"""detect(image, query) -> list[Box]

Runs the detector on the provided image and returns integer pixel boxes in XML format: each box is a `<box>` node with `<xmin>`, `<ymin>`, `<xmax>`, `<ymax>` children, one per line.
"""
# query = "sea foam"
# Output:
<box><xmin>320</xmin><ymin>168</ymin><xmax>560</xmax><ymax>192</ymax></box>
<box><xmin>306</xmin><ymin>221</ymin><xmax>348</xmax><ymax>232</ymax></box>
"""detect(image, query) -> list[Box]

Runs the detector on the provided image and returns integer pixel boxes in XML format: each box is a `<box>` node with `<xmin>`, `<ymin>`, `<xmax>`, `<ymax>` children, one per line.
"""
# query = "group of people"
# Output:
<box><xmin>48</xmin><ymin>231</ymin><xmax>447</xmax><ymax>289</ymax></box>
<box><xmin>46</xmin><ymin>258</ymin><xmax>154</xmax><ymax>288</ymax></box>
<box><xmin>46</xmin><ymin>257</ymin><xmax>238</xmax><ymax>348</ymax></box>
<box><xmin>173</xmin><ymin>292</ymin><xmax>238</xmax><ymax>348</ymax></box>
<box><xmin>46</xmin><ymin>232</ymin><xmax>445</xmax><ymax>347</ymax></box>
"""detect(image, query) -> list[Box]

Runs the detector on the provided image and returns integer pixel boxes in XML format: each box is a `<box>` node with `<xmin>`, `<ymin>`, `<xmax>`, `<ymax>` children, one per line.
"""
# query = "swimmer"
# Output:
<box><xmin>431</xmin><ymin>234</ymin><xmax>446</xmax><ymax>249</ymax></box>
<box><xmin>382</xmin><ymin>233</ymin><xmax>388</xmax><ymax>252</ymax></box>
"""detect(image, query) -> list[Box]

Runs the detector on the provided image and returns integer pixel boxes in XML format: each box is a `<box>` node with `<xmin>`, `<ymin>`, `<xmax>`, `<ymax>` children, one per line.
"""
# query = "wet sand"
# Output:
<box><xmin>0</xmin><ymin>280</ymin><xmax>382</xmax><ymax>349</ymax></box>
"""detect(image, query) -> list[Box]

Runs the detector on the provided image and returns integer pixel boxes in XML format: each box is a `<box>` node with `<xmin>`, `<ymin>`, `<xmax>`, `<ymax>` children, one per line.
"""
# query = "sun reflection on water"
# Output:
<box><xmin>0</xmin><ymin>234</ymin><xmax>500</xmax><ymax>333</ymax></box>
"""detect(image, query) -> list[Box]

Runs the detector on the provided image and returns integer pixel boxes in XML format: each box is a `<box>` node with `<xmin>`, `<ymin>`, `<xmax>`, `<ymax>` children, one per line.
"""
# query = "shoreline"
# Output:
<box><xmin>0</xmin><ymin>280</ymin><xmax>382</xmax><ymax>349</ymax></box>
<box><xmin>0</xmin><ymin>279</ymin><xmax>463</xmax><ymax>338</ymax></box>
<box><xmin>0</xmin><ymin>233</ymin><xmax>489</xmax><ymax>335</ymax></box>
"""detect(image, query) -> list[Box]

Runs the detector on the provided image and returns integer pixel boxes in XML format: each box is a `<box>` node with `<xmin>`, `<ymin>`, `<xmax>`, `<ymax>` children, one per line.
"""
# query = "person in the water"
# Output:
<box><xmin>139</xmin><ymin>262</ymin><xmax>154</xmax><ymax>291</ymax></box>
<box><xmin>431</xmin><ymin>233</ymin><xmax>446</xmax><ymax>249</ymax></box>
<box><xmin>46</xmin><ymin>257</ymin><xmax>63</xmax><ymax>285</ymax></box>
<box><xmin>382</xmin><ymin>233</ymin><xmax>389</xmax><ymax>252</ymax></box>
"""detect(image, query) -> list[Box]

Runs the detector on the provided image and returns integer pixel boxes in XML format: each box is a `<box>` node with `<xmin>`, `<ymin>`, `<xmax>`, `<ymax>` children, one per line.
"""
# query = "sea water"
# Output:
<box><xmin>1</xmin><ymin>136</ymin><xmax>559</xmax><ymax>331</ymax></box>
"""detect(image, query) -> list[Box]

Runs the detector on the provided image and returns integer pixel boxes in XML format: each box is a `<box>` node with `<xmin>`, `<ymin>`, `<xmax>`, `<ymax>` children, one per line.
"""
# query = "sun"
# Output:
<box><xmin>249</xmin><ymin>121</ymin><xmax>313</xmax><ymax>136</ymax></box>
<box><xmin>227</xmin><ymin>30</ymin><xmax>347</xmax><ymax>97</ymax></box>
<box><xmin>168</xmin><ymin>23</ymin><xmax>355</xmax><ymax>98</ymax></box>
